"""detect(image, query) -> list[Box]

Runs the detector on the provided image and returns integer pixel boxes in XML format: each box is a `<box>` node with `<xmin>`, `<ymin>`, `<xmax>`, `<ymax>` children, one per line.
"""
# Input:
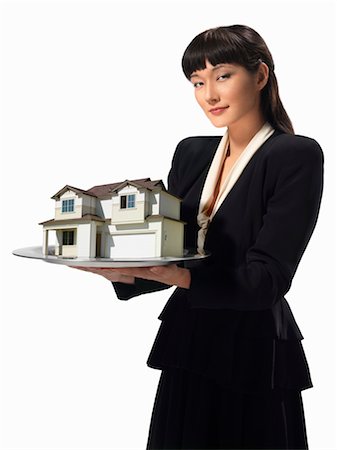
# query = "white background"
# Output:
<box><xmin>1</xmin><ymin>0</ymin><xmax>336</xmax><ymax>449</ymax></box>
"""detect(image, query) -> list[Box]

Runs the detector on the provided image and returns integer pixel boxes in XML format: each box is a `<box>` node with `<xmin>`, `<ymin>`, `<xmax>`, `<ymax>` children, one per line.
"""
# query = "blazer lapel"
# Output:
<box><xmin>203</xmin><ymin>129</ymin><xmax>281</xmax><ymax>247</ymax></box>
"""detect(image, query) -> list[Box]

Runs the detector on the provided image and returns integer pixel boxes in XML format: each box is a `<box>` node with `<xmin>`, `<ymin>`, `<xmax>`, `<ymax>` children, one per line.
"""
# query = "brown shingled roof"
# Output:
<box><xmin>39</xmin><ymin>214</ymin><xmax>106</xmax><ymax>226</ymax></box>
<box><xmin>51</xmin><ymin>185</ymin><xmax>97</xmax><ymax>200</ymax></box>
<box><xmin>51</xmin><ymin>178</ymin><xmax>167</xmax><ymax>200</ymax></box>
<box><xmin>86</xmin><ymin>178</ymin><xmax>166</xmax><ymax>197</ymax></box>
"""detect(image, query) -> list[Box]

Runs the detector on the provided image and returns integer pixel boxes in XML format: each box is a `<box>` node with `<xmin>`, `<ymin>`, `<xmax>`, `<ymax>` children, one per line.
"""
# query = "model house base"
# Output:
<box><xmin>40</xmin><ymin>178</ymin><xmax>185</xmax><ymax>259</ymax></box>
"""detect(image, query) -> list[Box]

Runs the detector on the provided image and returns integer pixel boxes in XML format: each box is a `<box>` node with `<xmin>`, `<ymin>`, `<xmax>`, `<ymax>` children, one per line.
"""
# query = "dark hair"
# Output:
<box><xmin>182</xmin><ymin>25</ymin><xmax>294</xmax><ymax>134</ymax></box>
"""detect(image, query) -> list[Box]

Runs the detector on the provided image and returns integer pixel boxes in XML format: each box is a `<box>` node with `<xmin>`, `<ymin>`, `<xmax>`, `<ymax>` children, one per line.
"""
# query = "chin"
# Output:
<box><xmin>209</xmin><ymin>120</ymin><xmax>229</xmax><ymax>128</ymax></box>
<box><xmin>213</xmin><ymin>123</ymin><xmax>228</xmax><ymax>128</ymax></box>
<box><xmin>207</xmin><ymin>115</ymin><xmax>230</xmax><ymax>129</ymax></box>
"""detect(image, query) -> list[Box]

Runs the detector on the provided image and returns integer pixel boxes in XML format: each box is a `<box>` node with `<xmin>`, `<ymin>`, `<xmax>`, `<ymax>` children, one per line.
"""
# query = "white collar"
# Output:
<box><xmin>197</xmin><ymin>122</ymin><xmax>275</xmax><ymax>254</ymax></box>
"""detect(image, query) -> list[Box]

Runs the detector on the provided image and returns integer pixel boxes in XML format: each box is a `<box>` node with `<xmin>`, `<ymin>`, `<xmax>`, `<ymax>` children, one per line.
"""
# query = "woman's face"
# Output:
<box><xmin>190</xmin><ymin>60</ymin><xmax>268</xmax><ymax>129</ymax></box>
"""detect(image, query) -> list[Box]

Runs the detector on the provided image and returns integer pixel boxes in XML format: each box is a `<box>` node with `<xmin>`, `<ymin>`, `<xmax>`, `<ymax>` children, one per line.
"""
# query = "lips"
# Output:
<box><xmin>209</xmin><ymin>106</ymin><xmax>229</xmax><ymax>115</ymax></box>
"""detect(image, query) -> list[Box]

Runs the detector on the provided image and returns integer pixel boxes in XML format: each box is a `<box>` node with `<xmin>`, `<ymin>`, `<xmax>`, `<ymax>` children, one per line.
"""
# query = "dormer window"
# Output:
<box><xmin>120</xmin><ymin>194</ymin><xmax>136</xmax><ymax>209</ymax></box>
<box><xmin>62</xmin><ymin>199</ymin><xmax>75</xmax><ymax>213</ymax></box>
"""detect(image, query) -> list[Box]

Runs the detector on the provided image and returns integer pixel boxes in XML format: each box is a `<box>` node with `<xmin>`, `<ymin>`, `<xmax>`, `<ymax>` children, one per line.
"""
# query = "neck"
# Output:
<box><xmin>227</xmin><ymin>115</ymin><xmax>266</xmax><ymax>156</ymax></box>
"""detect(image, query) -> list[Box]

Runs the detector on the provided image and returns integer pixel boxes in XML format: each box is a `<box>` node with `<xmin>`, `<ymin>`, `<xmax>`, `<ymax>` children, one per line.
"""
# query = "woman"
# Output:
<box><xmin>78</xmin><ymin>25</ymin><xmax>324</xmax><ymax>449</ymax></box>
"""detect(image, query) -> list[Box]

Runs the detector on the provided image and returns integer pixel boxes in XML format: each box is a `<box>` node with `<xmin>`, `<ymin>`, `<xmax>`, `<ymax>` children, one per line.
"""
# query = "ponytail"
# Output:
<box><xmin>261</xmin><ymin>68</ymin><xmax>294</xmax><ymax>134</ymax></box>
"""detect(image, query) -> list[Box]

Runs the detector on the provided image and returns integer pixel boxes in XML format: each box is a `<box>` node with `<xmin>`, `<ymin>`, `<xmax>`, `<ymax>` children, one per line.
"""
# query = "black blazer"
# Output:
<box><xmin>113</xmin><ymin>130</ymin><xmax>324</xmax><ymax>391</ymax></box>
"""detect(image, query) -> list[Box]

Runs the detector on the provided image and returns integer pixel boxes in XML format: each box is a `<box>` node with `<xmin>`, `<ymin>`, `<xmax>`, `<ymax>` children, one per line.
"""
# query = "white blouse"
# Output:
<box><xmin>197</xmin><ymin>122</ymin><xmax>275</xmax><ymax>255</ymax></box>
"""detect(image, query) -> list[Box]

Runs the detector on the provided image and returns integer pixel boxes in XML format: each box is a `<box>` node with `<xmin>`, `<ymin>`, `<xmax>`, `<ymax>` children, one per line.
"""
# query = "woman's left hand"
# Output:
<box><xmin>74</xmin><ymin>264</ymin><xmax>191</xmax><ymax>289</ymax></box>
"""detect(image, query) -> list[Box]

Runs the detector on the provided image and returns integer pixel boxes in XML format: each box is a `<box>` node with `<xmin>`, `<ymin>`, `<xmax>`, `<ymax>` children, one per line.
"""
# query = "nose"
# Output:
<box><xmin>204</xmin><ymin>82</ymin><xmax>220</xmax><ymax>105</ymax></box>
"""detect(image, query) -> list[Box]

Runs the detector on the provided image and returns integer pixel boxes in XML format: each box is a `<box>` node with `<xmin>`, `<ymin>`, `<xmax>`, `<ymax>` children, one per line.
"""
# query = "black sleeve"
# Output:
<box><xmin>112</xmin><ymin>140</ymin><xmax>183</xmax><ymax>300</ymax></box>
<box><xmin>186</xmin><ymin>138</ymin><xmax>324</xmax><ymax>310</ymax></box>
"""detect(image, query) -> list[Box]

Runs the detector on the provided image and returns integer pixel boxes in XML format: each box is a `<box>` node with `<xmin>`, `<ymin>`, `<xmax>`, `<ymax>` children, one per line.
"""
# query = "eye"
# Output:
<box><xmin>217</xmin><ymin>73</ymin><xmax>231</xmax><ymax>81</ymax></box>
<box><xmin>192</xmin><ymin>81</ymin><xmax>204</xmax><ymax>88</ymax></box>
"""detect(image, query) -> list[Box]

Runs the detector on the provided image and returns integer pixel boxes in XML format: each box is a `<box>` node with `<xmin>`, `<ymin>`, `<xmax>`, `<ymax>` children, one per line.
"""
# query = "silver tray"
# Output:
<box><xmin>12</xmin><ymin>246</ymin><xmax>209</xmax><ymax>268</ymax></box>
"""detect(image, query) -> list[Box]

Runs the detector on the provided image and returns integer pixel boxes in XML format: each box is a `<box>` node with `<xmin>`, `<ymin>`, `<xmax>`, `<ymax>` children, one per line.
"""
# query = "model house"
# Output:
<box><xmin>39</xmin><ymin>178</ymin><xmax>185</xmax><ymax>259</ymax></box>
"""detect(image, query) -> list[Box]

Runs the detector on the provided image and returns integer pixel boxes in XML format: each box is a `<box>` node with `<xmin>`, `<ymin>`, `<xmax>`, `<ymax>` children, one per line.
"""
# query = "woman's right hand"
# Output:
<box><xmin>71</xmin><ymin>267</ymin><xmax>135</xmax><ymax>284</ymax></box>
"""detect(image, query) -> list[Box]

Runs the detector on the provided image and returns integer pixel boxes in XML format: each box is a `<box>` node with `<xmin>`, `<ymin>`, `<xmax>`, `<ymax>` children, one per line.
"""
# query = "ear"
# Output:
<box><xmin>257</xmin><ymin>62</ymin><xmax>269</xmax><ymax>91</ymax></box>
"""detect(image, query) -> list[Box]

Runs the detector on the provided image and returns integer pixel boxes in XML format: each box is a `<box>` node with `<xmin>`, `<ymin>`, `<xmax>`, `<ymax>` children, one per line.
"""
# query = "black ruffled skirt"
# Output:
<box><xmin>146</xmin><ymin>289</ymin><xmax>312</xmax><ymax>449</ymax></box>
<box><xmin>146</xmin><ymin>367</ymin><xmax>308</xmax><ymax>450</ymax></box>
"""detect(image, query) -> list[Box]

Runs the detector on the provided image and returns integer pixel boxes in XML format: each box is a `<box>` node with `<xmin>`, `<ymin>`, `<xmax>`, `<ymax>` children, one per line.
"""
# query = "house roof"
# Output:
<box><xmin>146</xmin><ymin>215</ymin><xmax>186</xmax><ymax>224</ymax></box>
<box><xmin>87</xmin><ymin>178</ymin><xmax>166</xmax><ymax>196</ymax></box>
<box><xmin>51</xmin><ymin>185</ymin><xmax>97</xmax><ymax>200</ymax></box>
<box><xmin>51</xmin><ymin>178</ymin><xmax>167</xmax><ymax>200</ymax></box>
<box><xmin>39</xmin><ymin>214</ymin><xmax>106</xmax><ymax>226</ymax></box>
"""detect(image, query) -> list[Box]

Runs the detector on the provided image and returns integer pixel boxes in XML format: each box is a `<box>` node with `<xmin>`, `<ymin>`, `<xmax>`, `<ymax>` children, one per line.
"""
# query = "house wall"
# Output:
<box><xmin>100</xmin><ymin>198</ymin><xmax>113</xmax><ymax>219</ymax></box>
<box><xmin>53</xmin><ymin>225</ymin><xmax>78</xmax><ymax>256</ymax></box>
<box><xmin>150</xmin><ymin>192</ymin><xmax>180</xmax><ymax>220</ymax></box>
<box><xmin>161</xmin><ymin>218</ymin><xmax>184</xmax><ymax>257</ymax></box>
<box><xmin>110</xmin><ymin>221</ymin><xmax>150</xmax><ymax>232</ymax></box>
<box><xmin>158</xmin><ymin>191</ymin><xmax>181</xmax><ymax>220</ymax></box>
<box><xmin>55</xmin><ymin>190</ymin><xmax>81</xmax><ymax>220</ymax></box>
<box><xmin>43</xmin><ymin>221</ymin><xmax>98</xmax><ymax>258</ymax></box>
<box><xmin>77</xmin><ymin>222</ymin><xmax>97</xmax><ymax>258</ymax></box>
<box><xmin>42</xmin><ymin>229</ymin><xmax>56</xmax><ymax>255</ymax></box>
<box><xmin>111</xmin><ymin>186</ymin><xmax>145</xmax><ymax>224</ymax></box>
<box><xmin>151</xmin><ymin>192</ymin><xmax>160</xmax><ymax>215</ymax></box>
<box><xmin>62</xmin><ymin>245</ymin><xmax>77</xmax><ymax>257</ymax></box>
<box><xmin>97</xmin><ymin>224</ymin><xmax>109</xmax><ymax>257</ymax></box>
<box><xmin>43</xmin><ymin>224</ymin><xmax>77</xmax><ymax>257</ymax></box>
<box><xmin>55</xmin><ymin>229</ymin><xmax>62</xmax><ymax>255</ymax></box>
<box><xmin>144</xmin><ymin>190</ymin><xmax>153</xmax><ymax>217</ymax></box>
<box><xmin>81</xmin><ymin>194</ymin><xmax>96</xmax><ymax>216</ymax></box>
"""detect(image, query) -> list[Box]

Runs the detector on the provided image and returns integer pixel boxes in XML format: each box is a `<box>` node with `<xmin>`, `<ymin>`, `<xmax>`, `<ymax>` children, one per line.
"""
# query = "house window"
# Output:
<box><xmin>62</xmin><ymin>199</ymin><xmax>75</xmax><ymax>213</ymax></box>
<box><xmin>62</xmin><ymin>230</ymin><xmax>75</xmax><ymax>245</ymax></box>
<box><xmin>120</xmin><ymin>194</ymin><xmax>136</xmax><ymax>209</ymax></box>
<box><xmin>127</xmin><ymin>194</ymin><xmax>136</xmax><ymax>208</ymax></box>
<box><xmin>120</xmin><ymin>195</ymin><xmax>127</xmax><ymax>209</ymax></box>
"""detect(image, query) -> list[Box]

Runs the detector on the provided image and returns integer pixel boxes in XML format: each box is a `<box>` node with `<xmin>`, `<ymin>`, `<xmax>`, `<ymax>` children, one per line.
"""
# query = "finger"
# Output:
<box><xmin>115</xmin><ymin>265</ymin><xmax>173</xmax><ymax>277</ymax></box>
<box><xmin>149</xmin><ymin>266</ymin><xmax>169</xmax><ymax>276</ymax></box>
<box><xmin>102</xmin><ymin>267</ymin><xmax>149</xmax><ymax>277</ymax></box>
<box><xmin>99</xmin><ymin>272</ymin><xmax>134</xmax><ymax>283</ymax></box>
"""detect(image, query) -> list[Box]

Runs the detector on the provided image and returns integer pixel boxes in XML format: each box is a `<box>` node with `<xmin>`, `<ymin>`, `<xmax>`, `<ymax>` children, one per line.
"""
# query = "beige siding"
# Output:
<box><xmin>54</xmin><ymin>190</ymin><xmax>96</xmax><ymax>220</ymax></box>
<box><xmin>152</xmin><ymin>192</ymin><xmax>160</xmax><ymax>215</ymax></box>
<box><xmin>55</xmin><ymin>204</ymin><xmax>82</xmax><ymax>220</ymax></box>
<box><xmin>61</xmin><ymin>245</ymin><xmax>77</xmax><ymax>257</ymax></box>
<box><xmin>144</xmin><ymin>190</ymin><xmax>152</xmax><ymax>217</ymax></box>
<box><xmin>159</xmin><ymin>191</ymin><xmax>181</xmax><ymax>220</ymax></box>
<box><xmin>161</xmin><ymin>218</ymin><xmax>184</xmax><ymax>256</ymax></box>
<box><xmin>53</xmin><ymin>228</ymin><xmax>77</xmax><ymax>256</ymax></box>
<box><xmin>111</xmin><ymin>186</ymin><xmax>145</xmax><ymax>224</ymax></box>
<box><xmin>55</xmin><ymin>190</ymin><xmax>82</xmax><ymax>220</ymax></box>
<box><xmin>150</xmin><ymin>191</ymin><xmax>181</xmax><ymax>220</ymax></box>
<box><xmin>100</xmin><ymin>198</ymin><xmax>113</xmax><ymax>219</ymax></box>
<box><xmin>81</xmin><ymin>194</ymin><xmax>96</xmax><ymax>216</ymax></box>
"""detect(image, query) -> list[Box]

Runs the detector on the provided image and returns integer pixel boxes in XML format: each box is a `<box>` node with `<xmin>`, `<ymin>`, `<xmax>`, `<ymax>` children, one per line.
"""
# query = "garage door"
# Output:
<box><xmin>110</xmin><ymin>233</ymin><xmax>157</xmax><ymax>258</ymax></box>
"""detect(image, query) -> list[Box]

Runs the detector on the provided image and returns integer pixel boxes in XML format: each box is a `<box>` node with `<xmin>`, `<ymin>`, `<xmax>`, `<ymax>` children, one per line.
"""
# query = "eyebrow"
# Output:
<box><xmin>190</xmin><ymin>64</ymin><xmax>233</xmax><ymax>79</ymax></box>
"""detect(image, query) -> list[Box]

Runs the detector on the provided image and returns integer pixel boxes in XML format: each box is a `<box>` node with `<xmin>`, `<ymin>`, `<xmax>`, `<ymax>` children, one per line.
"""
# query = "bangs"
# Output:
<box><xmin>182</xmin><ymin>27</ymin><xmax>257</xmax><ymax>79</ymax></box>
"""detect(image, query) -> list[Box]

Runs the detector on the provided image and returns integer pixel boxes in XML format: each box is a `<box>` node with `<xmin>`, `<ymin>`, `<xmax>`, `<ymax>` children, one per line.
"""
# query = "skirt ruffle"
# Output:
<box><xmin>146</xmin><ymin>367</ymin><xmax>308</xmax><ymax>450</ymax></box>
<box><xmin>147</xmin><ymin>289</ymin><xmax>312</xmax><ymax>393</ymax></box>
